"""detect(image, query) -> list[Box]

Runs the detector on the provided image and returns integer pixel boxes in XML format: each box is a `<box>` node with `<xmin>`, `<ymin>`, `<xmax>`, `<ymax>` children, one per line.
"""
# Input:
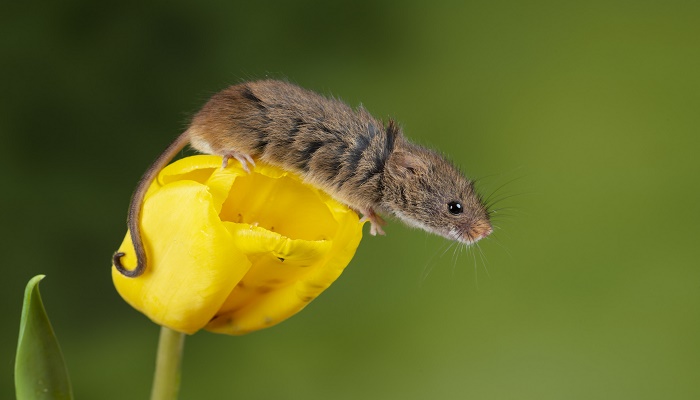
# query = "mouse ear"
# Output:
<box><xmin>388</xmin><ymin>151</ymin><xmax>428</xmax><ymax>177</ymax></box>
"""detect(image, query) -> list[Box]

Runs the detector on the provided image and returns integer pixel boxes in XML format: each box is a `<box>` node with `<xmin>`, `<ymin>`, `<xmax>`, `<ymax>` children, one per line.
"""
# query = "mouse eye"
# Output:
<box><xmin>447</xmin><ymin>201</ymin><xmax>463</xmax><ymax>215</ymax></box>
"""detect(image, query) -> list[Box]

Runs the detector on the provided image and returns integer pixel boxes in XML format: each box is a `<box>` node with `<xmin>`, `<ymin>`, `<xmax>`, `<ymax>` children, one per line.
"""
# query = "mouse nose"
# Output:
<box><xmin>469</xmin><ymin>221</ymin><xmax>492</xmax><ymax>243</ymax></box>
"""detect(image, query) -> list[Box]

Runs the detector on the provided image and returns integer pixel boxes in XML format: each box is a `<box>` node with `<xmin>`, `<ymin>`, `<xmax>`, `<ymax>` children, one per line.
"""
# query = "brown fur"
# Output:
<box><xmin>113</xmin><ymin>80</ymin><xmax>491</xmax><ymax>277</ymax></box>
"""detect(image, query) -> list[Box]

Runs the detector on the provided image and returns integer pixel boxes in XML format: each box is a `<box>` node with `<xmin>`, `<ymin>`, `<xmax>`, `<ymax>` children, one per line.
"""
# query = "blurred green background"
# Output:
<box><xmin>2</xmin><ymin>0</ymin><xmax>699</xmax><ymax>399</ymax></box>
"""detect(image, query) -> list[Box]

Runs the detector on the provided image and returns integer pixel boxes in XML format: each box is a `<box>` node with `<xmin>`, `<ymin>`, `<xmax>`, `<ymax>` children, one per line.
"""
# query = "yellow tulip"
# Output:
<box><xmin>112</xmin><ymin>155</ymin><xmax>364</xmax><ymax>335</ymax></box>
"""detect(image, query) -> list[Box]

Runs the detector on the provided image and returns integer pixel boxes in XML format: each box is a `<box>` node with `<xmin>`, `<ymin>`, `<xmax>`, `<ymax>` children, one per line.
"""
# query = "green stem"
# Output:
<box><xmin>150</xmin><ymin>326</ymin><xmax>186</xmax><ymax>400</ymax></box>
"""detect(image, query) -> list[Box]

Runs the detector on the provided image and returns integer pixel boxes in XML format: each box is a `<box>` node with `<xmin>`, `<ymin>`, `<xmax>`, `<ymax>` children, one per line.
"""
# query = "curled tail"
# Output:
<box><xmin>113</xmin><ymin>130</ymin><xmax>191</xmax><ymax>277</ymax></box>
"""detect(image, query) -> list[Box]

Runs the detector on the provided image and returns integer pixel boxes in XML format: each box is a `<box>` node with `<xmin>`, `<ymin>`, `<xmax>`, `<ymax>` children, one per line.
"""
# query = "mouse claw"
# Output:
<box><xmin>222</xmin><ymin>151</ymin><xmax>256</xmax><ymax>173</ymax></box>
<box><xmin>359</xmin><ymin>209</ymin><xmax>386</xmax><ymax>236</ymax></box>
<box><xmin>369</xmin><ymin>223</ymin><xmax>385</xmax><ymax>236</ymax></box>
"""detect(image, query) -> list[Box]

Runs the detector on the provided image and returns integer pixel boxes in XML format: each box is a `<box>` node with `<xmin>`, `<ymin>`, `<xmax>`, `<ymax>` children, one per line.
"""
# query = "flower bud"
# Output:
<box><xmin>113</xmin><ymin>155</ymin><xmax>363</xmax><ymax>335</ymax></box>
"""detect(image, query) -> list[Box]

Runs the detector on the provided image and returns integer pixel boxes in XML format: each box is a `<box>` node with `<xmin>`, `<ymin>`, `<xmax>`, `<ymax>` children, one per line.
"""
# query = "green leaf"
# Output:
<box><xmin>15</xmin><ymin>275</ymin><xmax>74</xmax><ymax>400</ymax></box>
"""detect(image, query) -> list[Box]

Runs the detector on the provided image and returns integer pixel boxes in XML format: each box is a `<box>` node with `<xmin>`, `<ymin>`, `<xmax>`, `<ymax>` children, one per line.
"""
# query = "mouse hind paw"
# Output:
<box><xmin>222</xmin><ymin>151</ymin><xmax>256</xmax><ymax>173</ymax></box>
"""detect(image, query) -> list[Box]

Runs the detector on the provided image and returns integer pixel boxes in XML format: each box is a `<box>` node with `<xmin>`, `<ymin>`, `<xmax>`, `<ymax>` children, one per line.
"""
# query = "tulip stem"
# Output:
<box><xmin>150</xmin><ymin>326</ymin><xmax>186</xmax><ymax>400</ymax></box>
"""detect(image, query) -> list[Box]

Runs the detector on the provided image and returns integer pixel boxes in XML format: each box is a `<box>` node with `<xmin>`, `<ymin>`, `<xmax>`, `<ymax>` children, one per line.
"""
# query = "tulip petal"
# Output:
<box><xmin>156</xmin><ymin>155</ymin><xmax>247</xmax><ymax>214</ymax></box>
<box><xmin>224</xmin><ymin>224</ymin><xmax>333</xmax><ymax>260</ymax></box>
<box><xmin>206</xmin><ymin>204</ymin><xmax>363</xmax><ymax>335</ymax></box>
<box><xmin>113</xmin><ymin>180</ymin><xmax>250</xmax><ymax>334</ymax></box>
<box><xmin>218</xmin><ymin>165</ymin><xmax>339</xmax><ymax>241</ymax></box>
<box><xmin>211</xmin><ymin>223</ymin><xmax>332</xmax><ymax>316</ymax></box>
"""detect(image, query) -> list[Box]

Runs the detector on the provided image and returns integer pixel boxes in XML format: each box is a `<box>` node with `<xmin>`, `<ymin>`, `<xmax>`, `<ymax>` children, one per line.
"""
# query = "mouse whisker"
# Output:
<box><xmin>469</xmin><ymin>243</ymin><xmax>479</xmax><ymax>289</ymax></box>
<box><xmin>476</xmin><ymin>242</ymin><xmax>490</xmax><ymax>279</ymax></box>
<box><xmin>420</xmin><ymin>239</ymin><xmax>456</xmax><ymax>284</ymax></box>
<box><xmin>471</xmin><ymin>165</ymin><xmax>525</xmax><ymax>186</ymax></box>
<box><xmin>488</xmin><ymin>206</ymin><xmax>522</xmax><ymax>214</ymax></box>
<box><xmin>481</xmin><ymin>175</ymin><xmax>526</xmax><ymax>206</ymax></box>
<box><xmin>485</xmin><ymin>229</ymin><xmax>513</xmax><ymax>259</ymax></box>
<box><xmin>488</xmin><ymin>213</ymin><xmax>518</xmax><ymax>223</ymax></box>
<box><xmin>484</xmin><ymin>192</ymin><xmax>529</xmax><ymax>211</ymax></box>
<box><xmin>450</xmin><ymin>240</ymin><xmax>463</xmax><ymax>277</ymax></box>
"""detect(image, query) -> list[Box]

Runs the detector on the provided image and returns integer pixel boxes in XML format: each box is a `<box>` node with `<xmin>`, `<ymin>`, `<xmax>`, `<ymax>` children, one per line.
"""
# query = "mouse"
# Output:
<box><xmin>113</xmin><ymin>79</ymin><xmax>492</xmax><ymax>277</ymax></box>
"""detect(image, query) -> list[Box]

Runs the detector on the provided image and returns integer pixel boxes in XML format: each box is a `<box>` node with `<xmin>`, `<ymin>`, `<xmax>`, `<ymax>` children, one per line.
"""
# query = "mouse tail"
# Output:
<box><xmin>113</xmin><ymin>129</ymin><xmax>191</xmax><ymax>277</ymax></box>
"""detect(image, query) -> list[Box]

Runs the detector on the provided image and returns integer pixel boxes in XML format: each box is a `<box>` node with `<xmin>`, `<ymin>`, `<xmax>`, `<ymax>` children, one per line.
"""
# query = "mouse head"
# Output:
<box><xmin>382</xmin><ymin>147</ymin><xmax>492</xmax><ymax>244</ymax></box>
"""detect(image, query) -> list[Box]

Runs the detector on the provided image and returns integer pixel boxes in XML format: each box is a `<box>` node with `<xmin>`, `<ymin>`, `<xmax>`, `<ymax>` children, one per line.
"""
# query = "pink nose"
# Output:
<box><xmin>470</xmin><ymin>222</ymin><xmax>492</xmax><ymax>242</ymax></box>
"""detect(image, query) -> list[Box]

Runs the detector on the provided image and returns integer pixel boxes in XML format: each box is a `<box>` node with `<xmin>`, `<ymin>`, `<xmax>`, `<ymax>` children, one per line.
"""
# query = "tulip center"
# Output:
<box><xmin>218</xmin><ymin>172</ymin><xmax>339</xmax><ymax>241</ymax></box>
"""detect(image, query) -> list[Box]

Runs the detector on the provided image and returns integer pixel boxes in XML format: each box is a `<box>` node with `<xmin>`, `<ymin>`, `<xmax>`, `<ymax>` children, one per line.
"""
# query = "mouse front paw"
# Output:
<box><xmin>359</xmin><ymin>209</ymin><xmax>386</xmax><ymax>236</ymax></box>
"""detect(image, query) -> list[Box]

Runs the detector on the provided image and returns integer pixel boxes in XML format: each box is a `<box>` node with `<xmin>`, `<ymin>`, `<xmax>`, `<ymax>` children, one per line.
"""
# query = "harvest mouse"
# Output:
<box><xmin>113</xmin><ymin>80</ymin><xmax>492</xmax><ymax>277</ymax></box>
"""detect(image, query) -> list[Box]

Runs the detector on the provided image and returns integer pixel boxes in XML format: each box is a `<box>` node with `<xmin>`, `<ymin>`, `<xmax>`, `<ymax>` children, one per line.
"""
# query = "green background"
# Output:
<box><xmin>2</xmin><ymin>1</ymin><xmax>699</xmax><ymax>399</ymax></box>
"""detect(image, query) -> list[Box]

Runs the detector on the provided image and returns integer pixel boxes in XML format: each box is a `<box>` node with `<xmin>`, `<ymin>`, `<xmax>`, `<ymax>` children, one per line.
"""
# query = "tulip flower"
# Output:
<box><xmin>112</xmin><ymin>155</ymin><xmax>364</xmax><ymax>335</ymax></box>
